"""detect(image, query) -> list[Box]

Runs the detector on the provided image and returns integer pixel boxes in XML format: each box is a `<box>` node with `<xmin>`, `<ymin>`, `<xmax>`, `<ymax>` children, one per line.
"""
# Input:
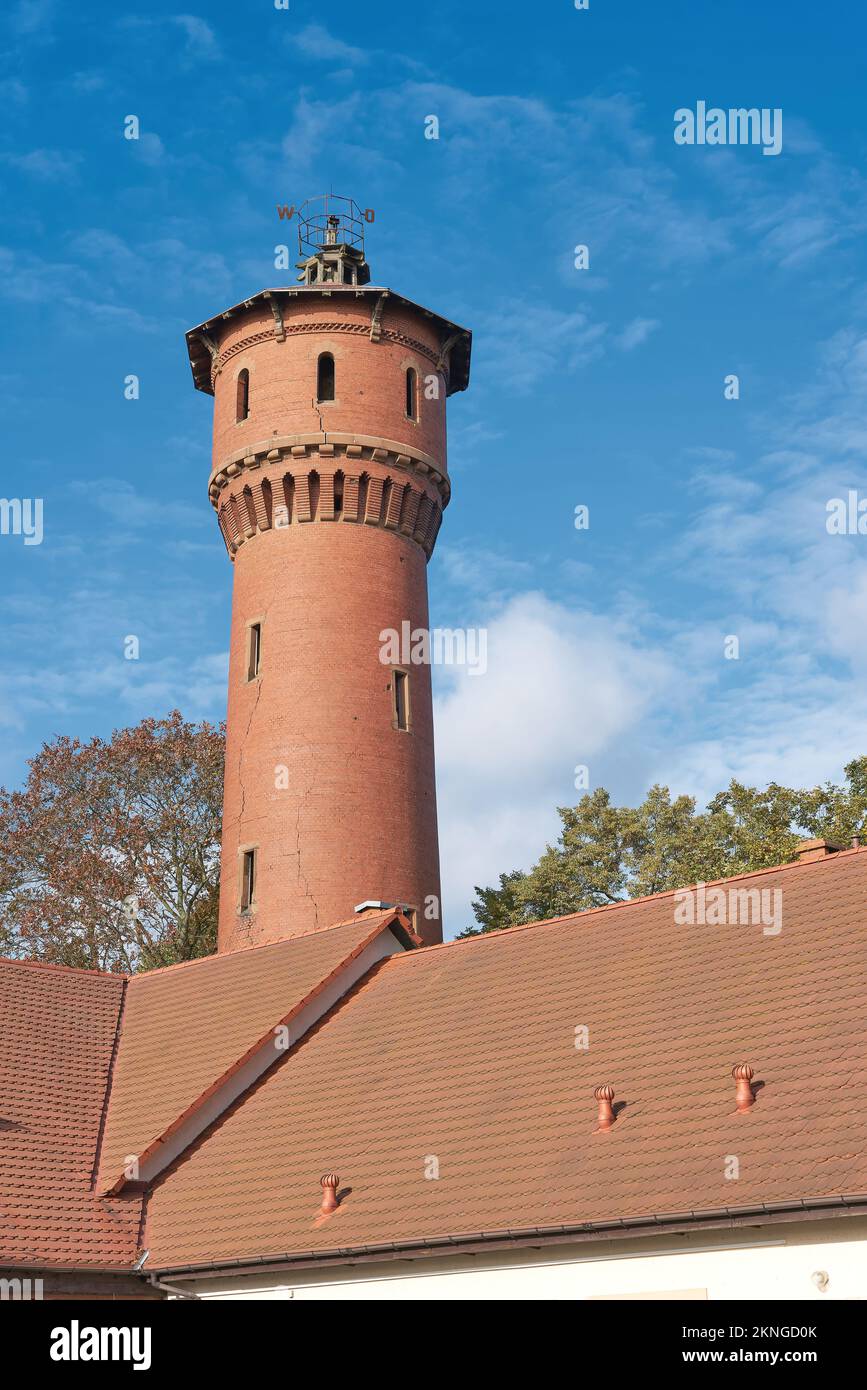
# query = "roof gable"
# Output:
<box><xmin>96</xmin><ymin>912</ymin><xmax>409</xmax><ymax>1197</ymax></box>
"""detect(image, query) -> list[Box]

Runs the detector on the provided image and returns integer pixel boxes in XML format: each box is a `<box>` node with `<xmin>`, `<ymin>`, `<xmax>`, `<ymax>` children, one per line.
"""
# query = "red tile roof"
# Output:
<box><xmin>0</xmin><ymin>961</ymin><xmax>142</xmax><ymax>1268</ymax></box>
<box><xmin>4</xmin><ymin>853</ymin><xmax>867</xmax><ymax>1275</ymax></box>
<box><xmin>96</xmin><ymin>912</ymin><xmax>402</xmax><ymax>1196</ymax></box>
<box><xmin>142</xmin><ymin>849</ymin><xmax>867</xmax><ymax>1271</ymax></box>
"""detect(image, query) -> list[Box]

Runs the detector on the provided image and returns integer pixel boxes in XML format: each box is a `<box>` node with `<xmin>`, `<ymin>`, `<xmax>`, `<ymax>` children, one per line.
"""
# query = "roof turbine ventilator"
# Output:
<box><xmin>732</xmin><ymin>1062</ymin><xmax>756</xmax><ymax>1113</ymax></box>
<box><xmin>593</xmin><ymin>1084</ymin><xmax>616</xmax><ymax>1133</ymax></box>
<box><xmin>320</xmin><ymin>1172</ymin><xmax>340</xmax><ymax>1214</ymax></box>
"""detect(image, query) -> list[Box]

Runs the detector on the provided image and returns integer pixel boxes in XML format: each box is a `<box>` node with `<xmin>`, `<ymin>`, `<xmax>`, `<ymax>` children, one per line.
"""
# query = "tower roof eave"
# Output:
<box><xmin>185</xmin><ymin>286</ymin><xmax>472</xmax><ymax>397</ymax></box>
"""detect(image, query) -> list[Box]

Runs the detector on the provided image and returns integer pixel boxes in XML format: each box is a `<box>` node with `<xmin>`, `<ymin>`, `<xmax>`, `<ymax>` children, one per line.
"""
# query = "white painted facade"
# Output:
<box><xmin>175</xmin><ymin>1216</ymin><xmax>867</xmax><ymax>1301</ymax></box>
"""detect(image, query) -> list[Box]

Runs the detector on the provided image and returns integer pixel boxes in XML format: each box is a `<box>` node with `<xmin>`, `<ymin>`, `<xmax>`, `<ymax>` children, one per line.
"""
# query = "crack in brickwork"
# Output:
<box><xmin>293</xmin><ymin>768</ymin><xmax>320</xmax><ymax>933</ymax></box>
<box><xmin>235</xmin><ymin>674</ymin><xmax>262</xmax><ymax>838</ymax></box>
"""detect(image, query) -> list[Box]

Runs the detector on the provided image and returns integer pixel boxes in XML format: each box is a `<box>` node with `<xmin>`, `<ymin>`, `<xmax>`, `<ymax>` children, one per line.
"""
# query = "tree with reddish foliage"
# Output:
<box><xmin>0</xmin><ymin>712</ymin><xmax>225</xmax><ymax>972</ymax></box>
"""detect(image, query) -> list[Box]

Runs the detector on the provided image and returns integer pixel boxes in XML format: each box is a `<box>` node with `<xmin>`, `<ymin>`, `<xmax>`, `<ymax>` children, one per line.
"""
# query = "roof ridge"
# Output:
<box><xmin>405</xmin><ymin>846</ymin><xmax>867</xmax><ymax>957</ymax></box>
<box><xmin>0</xmin><ymin>955</ymin><xmax>128</xmax><ymax>980</ymax></box>
<box><xmin>91</xmin><ymin>976</ymin><xmax>129</xmax><ymax>1188</ymax></box>
<box><xmin>130</xmin><ymin>912</ymin><xmax>394</xmax><ymax>982</ymax></box>
<box><xmin>0</xmin><ymin>914</ymin><xmax>397</xmax><ymax>985</ymax></box>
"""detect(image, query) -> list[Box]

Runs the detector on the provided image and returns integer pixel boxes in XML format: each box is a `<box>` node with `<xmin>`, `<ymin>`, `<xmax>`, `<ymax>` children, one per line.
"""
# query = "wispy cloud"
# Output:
<box><xmin>0</xmin><ymin>78</ymin><xmax>28</xmax><ymax>103</ymax></box>
<box><xmin>115</xmin><ymin>13</ymin><xmax>222</xmax><ymax>69</ymax></box>
<box><xmin>71</xmin><ymin>479</ymin><xmax>205</xmax><ymax>532</ymax></box>
<box><xmin>287</xmin><ymin>22</ymin><xmax>368</xmax><ymax>66</ymax></box>
<box><xmin>69</xmin><ymin>70</ymin><xmax>105</xmax><ymax>93</ymax></box>
<box><xmin>473</xmin><ymin>299</ymin><xmax>607</xmax><ymax>392</ymax></box>
<box><xmin>617</xmin><ymin>316</ymin><xmax>659</xmax><ymax>350</ymax></box>
<box><xmin>284</xmin><ymin>20</ymin><xmax>426</xmax><ymax>75</ymax></box>
<box><xmin>8</xmin><ymin>0</ymin><xmax>54</xmax><ymax>39</ymax></box>
<box><xmin>1</xmin><ymin>148</ymin><xmax>81</xmax><ymax>181</ymax></box>
<box><xmin>170</xmin><ymin>14</ymin><xmax>221</xmax><ymax>61</ymax></box>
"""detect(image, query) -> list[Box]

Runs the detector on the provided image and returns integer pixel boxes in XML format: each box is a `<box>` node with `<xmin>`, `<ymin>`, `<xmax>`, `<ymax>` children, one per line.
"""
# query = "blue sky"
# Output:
<box><xmin>2</xmin><ymin>0</ymin><xmax>867</xmax><ymax>933</ymax></box>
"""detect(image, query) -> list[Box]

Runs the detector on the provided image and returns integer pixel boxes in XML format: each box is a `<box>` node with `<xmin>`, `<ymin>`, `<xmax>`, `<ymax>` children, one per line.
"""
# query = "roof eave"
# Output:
<box><xmin>147</xmin><ymin>1193</ymin><xmax>867</xmax><ymax>1280</ymax></box>
<box><xmin>185</xmin><ymin>287</ymin><xmax>472</xmax><ymax>396</ymax></box>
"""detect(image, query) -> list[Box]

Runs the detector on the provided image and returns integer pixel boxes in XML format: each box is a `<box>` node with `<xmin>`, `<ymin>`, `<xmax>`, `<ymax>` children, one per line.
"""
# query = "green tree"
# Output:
<box><xmin>460</xmin><ymin>760</ymin><xmax>867</xmax><ymax>936</ymax></box>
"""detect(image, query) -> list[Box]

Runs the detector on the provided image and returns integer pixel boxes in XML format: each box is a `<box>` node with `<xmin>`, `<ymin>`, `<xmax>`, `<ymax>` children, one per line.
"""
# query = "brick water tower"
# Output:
<box><xmin>186</xmin><ymin>196</ymin><xmax>471</xmax><ymax>952</ymax></box>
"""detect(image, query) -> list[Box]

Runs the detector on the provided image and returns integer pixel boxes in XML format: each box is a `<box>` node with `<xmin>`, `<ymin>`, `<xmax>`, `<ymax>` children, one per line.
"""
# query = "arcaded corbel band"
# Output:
<box><xmin>207</xmin><ymin>434</ymin><xmax>451</xmax><ymax>509</ymax></box>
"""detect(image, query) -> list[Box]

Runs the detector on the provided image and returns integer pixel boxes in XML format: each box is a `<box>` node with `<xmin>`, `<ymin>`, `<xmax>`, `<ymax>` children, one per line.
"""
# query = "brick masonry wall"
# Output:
<box><xmin>207</xmin><ymin>291</ymin><xmax>450</xmax><ymax>951</ymax></box>
<box><xmin>211</xmin><ymin>296</ymin><xmax>448</xmax><ymax>466</ymax></box>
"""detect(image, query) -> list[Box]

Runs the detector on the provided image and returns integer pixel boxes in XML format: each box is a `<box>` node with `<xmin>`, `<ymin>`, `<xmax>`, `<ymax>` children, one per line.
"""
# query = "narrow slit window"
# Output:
<box><xmin>393</xmin><ymin>669</ymin><xmax>409</xmax><ymax>731</ymax></box>
<box><xmin>317</xmin><ymin>352</ymin><xmax>335</xmax><ymax>402</ymax></box>
<box><xmin>247</xmin><ymin>622</ymin><xmax>262</xmax><ymax>681</ymax></box>
<box><xmin>236</xmin><ymin>369</ymin><xmax>250</xmax><ymax>422</ymax></box>
<box><xmin>405</xmin><ymin>367</ymin><xmax>417</xmax><ymax>420</ymax></box>
<box><xmin>240</xmin><ymin>848</ymin><xmax>256</xmax><ymax>912</ymax></box>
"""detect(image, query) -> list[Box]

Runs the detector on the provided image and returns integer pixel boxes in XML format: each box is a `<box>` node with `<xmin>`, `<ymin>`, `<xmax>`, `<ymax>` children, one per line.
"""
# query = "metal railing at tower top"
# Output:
<box><xmin>296</xmin><ymin>194</ymin><xmax>373</xmax><ymax>259</ymax></box>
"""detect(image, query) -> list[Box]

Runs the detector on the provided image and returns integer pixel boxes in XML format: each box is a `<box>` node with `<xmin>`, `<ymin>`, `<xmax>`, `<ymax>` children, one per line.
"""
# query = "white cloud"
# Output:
<box><xmin>1</xmin><ymin>148</ymin><xmax>80</xmax><ymax>181</ymax></box>
<box><xmin>817</xmin><ymin>565</ymin><xmax>867</xmax><ymax>672</ymax></box>
<box><xmin>434</xmin><ymin>592</ymin><xmax>672</xmax><ymax>931</ymax></box>
<box><xmin>287</xmin><ymin>23</ymin><xmax>368</xmax><ymax>65</ymax></box>
<box><xmin>113</xmin><ymin>14</ymin><xmax>221</xmax><ymax>69</ymax></box>
<box><xmin>473</xmin><ymin>299</ymin><xmax>607</xmax><ymax>392</ymax></box>
<box><xmin>69</xmin><ymin>71</ymin><xmax>104</xmax><ymax>93</ymax></box>
<box><xmin>250</xmin><ymin>78</ymin><xmax>866</xmax><ymax>319</ymax></box>
<box><xmin>436</xmin><ymin>544</ymin><xmax>533</xmax><ymax>599</ymax></box>
<box><xmin>0</xmin><ymin>78</ymin><xmax>28</xmax><ymax>103</ymax></box>
<box><xmin>9</xmin><ymin>0</ymin><xmax>54</xmax><ymax>38</ymax></box>
<box><xmin>698</xmin><ymin>137</ymin><xmax>867</xmax><ymax>271</ymax></box>
<box><xmin>433</xmin><ymin>316</ymin><xmax>867</xmax><ymax>930</ymax></box>
<box><xmin>617</xmin><ymin>316</ymin><xmax>659</xmax><ymax>351</ymax></box>
<box><xmin>135</xmin><ymin>131</ymin><xmax>167</xmax><ymax>167</ymax></box>
<box><xmin>171</xmin><ymin>15</ymin><xmax>220</xmax><ymax>61</ymax></box>
<box><xmin>627</xmin><ymin>325</ymin><xmax>867</xmax><ymax>817</ymax></box>
<box><xmin>69</xmin><ymin>479</ymin><xmax>205</xmax><ymax>531</ymax></box>
<box><xmin>0</xmin><ymin>538</ymin><xmax>228</xmax><ymax>766</ymax></box>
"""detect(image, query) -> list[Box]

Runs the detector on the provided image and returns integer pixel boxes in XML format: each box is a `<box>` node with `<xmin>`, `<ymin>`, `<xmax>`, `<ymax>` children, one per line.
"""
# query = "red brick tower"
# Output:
<box><xmin>186</xmin><ymin>196</ymin><xmax>471</xmax><ymax>952</ymax></box>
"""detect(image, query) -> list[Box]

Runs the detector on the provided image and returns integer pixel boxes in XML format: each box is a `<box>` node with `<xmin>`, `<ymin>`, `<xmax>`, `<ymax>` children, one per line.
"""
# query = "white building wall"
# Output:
<box><xmin>180</xmin><ymin>1217</ymin><xmax>867</xmax><ymax>1301</ymax></box>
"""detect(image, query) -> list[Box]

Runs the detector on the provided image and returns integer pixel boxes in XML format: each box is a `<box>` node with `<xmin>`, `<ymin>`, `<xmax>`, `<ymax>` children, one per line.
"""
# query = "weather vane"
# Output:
<box><xmin>275</xmin><ymin>193</ymin><xmax>375</xmax><ymax>286</ymax></box>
